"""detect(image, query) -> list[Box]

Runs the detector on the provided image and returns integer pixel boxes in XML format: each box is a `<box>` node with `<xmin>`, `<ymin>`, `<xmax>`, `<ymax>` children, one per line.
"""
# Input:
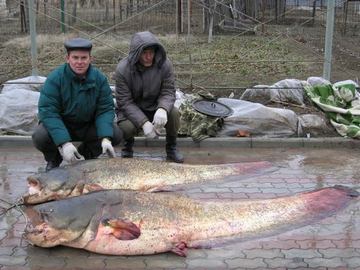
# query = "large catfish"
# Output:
<box><xmin>24</xmin><ymin>185</ymin><xmax>358</xmax><ymax>256</ymax></box>
<box><xmin>23</xmin><ymin>158</ymin><xmax>272</xmax><ymax>204</ymax></box>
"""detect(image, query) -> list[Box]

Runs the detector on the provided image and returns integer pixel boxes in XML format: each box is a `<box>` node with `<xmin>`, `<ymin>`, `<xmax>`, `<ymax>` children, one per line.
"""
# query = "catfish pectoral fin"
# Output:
<box><xmin>102</xmin><ymin>218</ymin><xmax>141</xmax><ymax>240</ymax></box>
<box><xmin>171</xmin><ymin>242</ymin><xmax>188</xmax><ymax>257</ymax></box>
<box><xmin>84</xmin><ymin>183</ymin><xmax>104</xmax><ymax>193</ymax></box>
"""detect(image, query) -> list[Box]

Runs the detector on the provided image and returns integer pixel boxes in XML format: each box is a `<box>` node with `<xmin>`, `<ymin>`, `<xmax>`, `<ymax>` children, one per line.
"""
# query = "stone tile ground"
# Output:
<box><xmin>0</xmin><ymin>145</ymin><xmax>359</xmax><ymax>269</ymax></box>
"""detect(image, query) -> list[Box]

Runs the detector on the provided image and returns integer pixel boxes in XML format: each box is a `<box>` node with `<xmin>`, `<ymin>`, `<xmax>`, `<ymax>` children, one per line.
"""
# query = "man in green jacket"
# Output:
<box><xmin>114</xmin><ymin>31</ymin><xmax>183</xmax><ymax>163</ymax></box>
<box><xmin>32</xmin><ymin>38</ymin><xmax>122</xmax><ymax>171</ymax></box>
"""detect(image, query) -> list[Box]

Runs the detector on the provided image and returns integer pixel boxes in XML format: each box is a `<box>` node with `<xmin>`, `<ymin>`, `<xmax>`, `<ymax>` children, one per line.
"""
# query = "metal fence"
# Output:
<box><xmin>0</xmin><ymin>0</ymin><xmax>359</xmax><ymax>95</ymax></box>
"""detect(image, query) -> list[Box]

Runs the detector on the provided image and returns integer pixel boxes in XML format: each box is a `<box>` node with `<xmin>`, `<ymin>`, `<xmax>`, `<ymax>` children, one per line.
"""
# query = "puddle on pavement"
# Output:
<box><xmin>0</xmin><ymin>145</ymin><xmax>359</xmax><ymax>269</ymax></box>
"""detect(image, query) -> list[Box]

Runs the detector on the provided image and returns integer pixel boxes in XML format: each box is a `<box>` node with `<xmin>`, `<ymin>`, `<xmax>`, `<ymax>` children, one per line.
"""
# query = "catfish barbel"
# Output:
<box><xmin>24</xmin><ymin>185</ymin><xmax>358</xmax><ymax>256</ymax></box>
<box><xmin>23</xmin><ymin>158</ymin><xmax>272</xmax><ymax>204</ymax></box>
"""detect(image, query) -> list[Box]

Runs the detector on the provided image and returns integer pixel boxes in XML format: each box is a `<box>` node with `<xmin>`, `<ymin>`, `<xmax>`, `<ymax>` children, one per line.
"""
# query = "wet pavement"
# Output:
<box><xmin>0</xmin><ymin>143</ymin><xmax>360</xmax><ymax>270</ymax></box>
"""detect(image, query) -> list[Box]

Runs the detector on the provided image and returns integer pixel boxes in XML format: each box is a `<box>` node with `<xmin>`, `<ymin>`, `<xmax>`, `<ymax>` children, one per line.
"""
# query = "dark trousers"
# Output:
<box><xmin>118</xmin><ymin>107</ymin><xmax>180</xmax><ymax>140</ymax></box>
<box><xmin>32</xmin><ymin>122</ymin><xmax>123</xmax><ymax>162</ymax></box>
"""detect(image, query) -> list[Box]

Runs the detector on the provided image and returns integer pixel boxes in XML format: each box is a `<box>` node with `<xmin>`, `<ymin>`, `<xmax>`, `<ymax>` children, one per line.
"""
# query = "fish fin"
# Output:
<box><xmin>147</xmin><ymin>186</ymin><xmax>178</xmax><ymax>192</ymax></box>
<box><xmin>171</xmin><ymin>242</ymin><xmax>188</xmax><ymax>257</ymax></box>
<box><xmin>84</xmin><ymin>183</ymin><xmax>104</xmax><ymax>193</ymax></box>
<box><xmin>102</xmin><ymin>218</ymin><xmax>141</xmax><ymax>240</ymax></box>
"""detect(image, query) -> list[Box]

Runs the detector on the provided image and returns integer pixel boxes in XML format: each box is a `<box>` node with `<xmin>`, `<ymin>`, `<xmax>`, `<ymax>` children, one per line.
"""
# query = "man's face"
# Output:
<box><xmin>139</xmin><ymin>48</ymin><xmax>155</xmax><ymax>67</ymax></box>
<box><xmin>66</xmin><ymin>50</ymin><xmax>92</xmax><ymax>76</ymax></box>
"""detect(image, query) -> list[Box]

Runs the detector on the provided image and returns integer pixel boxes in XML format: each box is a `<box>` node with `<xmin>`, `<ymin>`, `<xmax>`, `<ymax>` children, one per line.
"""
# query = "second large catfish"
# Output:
<box><xmin>24</xmin><ymin>158</ymin><xmax>273</xmax><ymax>204</ymax></box>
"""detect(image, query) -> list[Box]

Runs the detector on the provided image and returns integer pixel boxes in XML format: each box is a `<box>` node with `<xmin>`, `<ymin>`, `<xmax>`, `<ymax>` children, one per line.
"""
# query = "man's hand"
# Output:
<box><xmin>59</xmin><ymin>142</ymin><xmax>84</xmax><ymax>163</ymax></box>
<box><xmin>153</xmin><ymin>108</ymin><xmax>168</xmax><ymax>129</ymax></box>
<box><xmin>142</xmin><ymin>121</ymin><xmax>158</xmax><ymax>139</ymax></box>
<box><xmin>101</xmin><ymin>138</ymin><xmax>116</xmax><ymax>158</ymax></box>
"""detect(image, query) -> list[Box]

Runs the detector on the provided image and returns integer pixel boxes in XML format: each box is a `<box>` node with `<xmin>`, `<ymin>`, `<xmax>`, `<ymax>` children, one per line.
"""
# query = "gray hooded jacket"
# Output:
<box><xmin>114</xmin><ymin>31</ymin><xmax>176</xmax><ymax>128</ymax></box>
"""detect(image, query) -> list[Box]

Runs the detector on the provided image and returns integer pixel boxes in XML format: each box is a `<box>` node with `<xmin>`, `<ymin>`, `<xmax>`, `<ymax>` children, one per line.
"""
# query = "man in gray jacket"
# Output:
<box><xmin>114</xmin><ymin>31</ymin><xmax>183</xmax><ymax>163</ymax></box>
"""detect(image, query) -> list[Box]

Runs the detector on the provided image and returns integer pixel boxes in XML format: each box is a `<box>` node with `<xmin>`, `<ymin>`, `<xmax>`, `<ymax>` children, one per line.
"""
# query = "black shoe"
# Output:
<box><xmin>166</xmin><ymin>136</ymin><xmax>184</xmax><ymax>163</ymax></box>
<box><xmin>45</xmin><ymin>160</ymin><xmax>61</xmax><ymax>172</ymax></box>
<box><xmin>166</xmin><ymin>150</ymin><xmax>184</xmax><ymax>163</ymax></box>
<box><xmin>121</xmin><ymin>149</ymin><xmax>134</xmax><ymax>158</ymax></box>
<box><xmin>121</xmin><ymin>138</ymin><xmax>134</xmax><ymax>158</ymax></box>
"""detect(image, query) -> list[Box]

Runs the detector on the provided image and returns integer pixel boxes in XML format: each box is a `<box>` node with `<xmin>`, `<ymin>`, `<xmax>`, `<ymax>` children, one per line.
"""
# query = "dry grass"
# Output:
<box><xmin>1</xmin><ymin>30</ymin><xmax>359</xmax><ymax>97</ymax></box>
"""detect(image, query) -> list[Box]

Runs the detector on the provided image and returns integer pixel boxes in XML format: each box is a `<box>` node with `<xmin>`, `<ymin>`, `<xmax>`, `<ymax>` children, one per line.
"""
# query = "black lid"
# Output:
<box><xmin>64</xmin><ymin>38</ymin><xmax>92</xmax><ymax>52</ymax></box>
<box><xmin>192</xmin><ymin>100</ymin><xmax>233</xmax><ymax>117</ymax></box>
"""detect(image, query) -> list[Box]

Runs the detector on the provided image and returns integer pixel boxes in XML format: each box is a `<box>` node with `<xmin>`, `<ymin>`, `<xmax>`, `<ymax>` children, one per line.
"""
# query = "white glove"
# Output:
<box><xmin>101</xmin><ymin>137</ymin><xmax>116</xmax><ymax>158</ymax></box>
<box><xmin>59</xmin><ymin>142</ymin><xmax>84</xmax><ymax>163</ymax></box>
<box><xmin>142</xmin><ymin>121</ymin><xmax>158</xmax><ymax>139</ymax></box>
<box><xmin>153</xmin><ymin>108</ymin><xmax>168</xmax><ymax>129</ymax></box>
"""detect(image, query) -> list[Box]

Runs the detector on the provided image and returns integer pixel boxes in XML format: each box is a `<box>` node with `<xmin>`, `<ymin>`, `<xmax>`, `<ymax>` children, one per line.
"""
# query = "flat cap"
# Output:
<box><xmin>64</xmin><ymin>38</ymin><xmax>92</xmax><ymax>51</ymax></box>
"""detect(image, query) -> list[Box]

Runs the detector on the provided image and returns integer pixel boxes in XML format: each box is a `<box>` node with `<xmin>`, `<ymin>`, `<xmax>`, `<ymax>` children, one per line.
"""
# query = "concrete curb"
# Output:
<box><xmin>0</xmin><ymin>135</ymin><xmax>359</xmax><ymax>148</ymax></box>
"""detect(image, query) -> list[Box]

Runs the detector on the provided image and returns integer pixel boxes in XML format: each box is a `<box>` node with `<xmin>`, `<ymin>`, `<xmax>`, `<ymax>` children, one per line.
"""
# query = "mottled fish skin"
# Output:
<box><xmin>24</xmin><ymin>185</ymin><xmax>359</xmax><ymax>256</ymax></box>
<box><xmin>23</xmin><ymin>158</ymin><xmax>273</xmax><ymax>204</ymax></box>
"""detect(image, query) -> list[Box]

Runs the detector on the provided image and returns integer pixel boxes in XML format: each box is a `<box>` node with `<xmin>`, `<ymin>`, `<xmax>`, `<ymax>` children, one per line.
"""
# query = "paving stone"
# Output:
<box><xmin>282</xmin><ymin>248</ymin><xmax>322</xmax><ymax>259</ymax></box>
<box><xmin>144</xmin><ymin>255</ymin><xmax>186</xmax><ymax>269</ymax></box>
<box><xmin>186</xmin><ymin>258</ymin><xmax>228</xmax><ymax>269</ymax></box>
<box><xmin>0</xmin><ymin>237</ymin><xmax>22</xmax><ymax>247</ymax></box>
<box><xmin>304</xmin><ymin>257</ymin><xmax>345</xmax><ymax>268</ymax></box>
<box><xmin>12</xmin><ymin>247</ymin><xmax>27</xmax><ymax>256</ymax></box>
<box><xmin>248</xmin><ymin>192</ymin><xmax>279</xmax><ymax>199</ymax></box>
<box><xmin>27</xmin><ymin>255</ymin><xmax>66</xmax><ymax>269</ymax></box>
<box><xmin>0</xmin><ymin>216</ymin><xmax>17</xmax><ymax>231</ymax></box>
<box><xmin>1</xmin><ymin>266</ymin><xmax>32</xmax><ymax>270</ymax></box>
<box><xmin>297</xmin><ymin>239</ymin><xmax>336</xmax><ymax>249</ymax></box>
<box><xmin>262</xmin><ymin>239</ymin><xmax>299</xmax><ymax>249</ymax></box>
<box><xmin>0</xmin><ymin>247</ymin><xmax>13</xmax><ymax>256</ymax></box>
<box><xmin>264</xmin><ymin>257</ymin><xmax>308</xmax><ymax>268</ymax></box>
<box><xmin>0</xmin><ymin>255</ymin><xmax>26</xmax><ymax>266</ymax></box>
<box><xmin>230</xmin><ymin>187</ymin><xmax>261</xmax><ymax>193</ymax></box>
<box><xmin>243</xmin><ymin>249</ymin><xmax>283</xmax><ymax>259</ymax></box>
<box><xmin>187</xmin><ymin>248</ymin><xmax>205</xmax><ymax>259</ymax></box>
<box><xmin>278</xmin><ymin>183</ymin><xmax>302</xmax><ymax>189</ymax></box>
<box><xmin>332</xmin><ymin>239</ymin><xmax>360</xmax><ymax>248</ymax></box>
<box><xmin>243</xmin><ymin>183</ymin><xmax>275</xmax><ymax>188</ymax></box>
<box><xmin>187</xmin><ymin>192</ymin><xmax>218</xmax><ymax>199</ymax></box>
<box><xmin>104</xmin><ymin>256</ymin><xmax>147</xmax><ymax>269</ymax></box>
<box><xmin>204</xmin><ymin>248</ymin><xmax>245</xmax><ymax>259</ymax></box>
<box><xmin>200</xmin><ymin>187</ymin><xmax>232</xmax><ymax>193</ymax></box>
<box><xmin>0</xmin><ymin>230</ymin><xmax>6</xmax><ymax>242</ymax></box>
<box><xmin>346</xmin><ymin>256</ymin><xmax>360</xmax><ymax>268</ymax></box>
<box><xmin>26</xmin><ymin>246</ymin><xmax>51</xmax><ymax>257</ymax></box>
<box><xmin>259</xmin><ymin>188</ymin><xmax>290</xmax><ymax>194</ymax></box>
<box><xmin>217</xmin><ymin>192</ymin><xmax>248</xmax><ymax>199</ymax></box>
<box><xmin>225</xmin><ymin>258</ymin><xmax>267</xmax><ymax>269</ymax></box>
<box><xmin>49</xmin><ymin>246</ymin><xmax>89</xmax><ymax>257</ymax></box>
<box><xmin>228</xmin><ymin>240</ymin><xmax>263</xmax><ymax>250</ymax></box>
<box><xmin>318</xmin><ymin>248</ymin><xmax>360</xmax><ymax>258</ymax></box>
<box><xmin>64</xmin><ymin>257</ymin><xmax>105</xmax><ymax>269</ymax></box>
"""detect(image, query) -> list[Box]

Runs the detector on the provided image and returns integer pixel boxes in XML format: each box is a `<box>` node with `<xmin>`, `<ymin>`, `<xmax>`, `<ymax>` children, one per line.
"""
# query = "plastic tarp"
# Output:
<box><xmin>0</xmin><ymin>76</ymin><xmax>44</xmax><ymax>135</ymax></box>
<box><xmin>241</xmin><ymin>78</ymin><xmax>306</xmax><ymax>106</ymax></box>
<box><xmin>217</xmin><ymin>98</ymin><xmax>300</xmax><ymax>138</ymax></box>
<box><xmin>304</xmin><ymin>80</ymin><xmax>360</xmax><ymax>138</ymax></box>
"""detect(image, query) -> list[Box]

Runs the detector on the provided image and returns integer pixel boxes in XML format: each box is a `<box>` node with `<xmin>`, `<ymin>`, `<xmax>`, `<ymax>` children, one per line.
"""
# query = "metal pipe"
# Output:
<box><xmin>323</xmin><ymin>0</ymin><xmax>335</xmax><ymax>81</ymax></box>
<box><xmin>28</xmin><ymin>0</ymin><xmax>38</xmax><ymax>76</ymax></box>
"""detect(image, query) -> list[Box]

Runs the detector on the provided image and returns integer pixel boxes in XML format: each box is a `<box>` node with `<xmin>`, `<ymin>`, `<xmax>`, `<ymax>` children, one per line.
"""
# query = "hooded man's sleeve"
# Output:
<box><xmin>157</xmin><ymin>59</ymin><xmax>176</xmax><ymax>113</ymax></box>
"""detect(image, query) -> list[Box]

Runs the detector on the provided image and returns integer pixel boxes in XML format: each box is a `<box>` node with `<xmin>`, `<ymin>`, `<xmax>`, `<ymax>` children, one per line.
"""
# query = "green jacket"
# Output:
<box><xmin>38</xmin><ymin>63</ymin><xmax>115</xmax><ymax>146</ymax></box>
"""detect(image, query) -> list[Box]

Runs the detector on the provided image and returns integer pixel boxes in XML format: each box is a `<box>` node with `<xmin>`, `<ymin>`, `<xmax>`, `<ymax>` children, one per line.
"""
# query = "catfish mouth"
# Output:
<box><xmin>22</xmin><ymin>176</ymin><xmax>68</xmax><ymax>205</ymax></box>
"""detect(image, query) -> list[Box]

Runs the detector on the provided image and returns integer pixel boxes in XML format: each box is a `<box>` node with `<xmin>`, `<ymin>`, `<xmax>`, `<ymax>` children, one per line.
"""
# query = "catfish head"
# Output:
<box><xmin>22</xmin><ymin>168</ymin><xmax>87</xmax><ymax>205</ymax></box>
<box><xmin>23</xmin><ymin>192</ymin><xmax>103</xmax><ymax>247</ymax></box>
<box><xmin>24</xmin><ymin>190</ymin><xmax>141</xmax><ymax>249</ymax></box>
<box><xmin>24</xmin><ymin>207</ymin><xmax>83</xmax><ymax>247</ymax></box>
